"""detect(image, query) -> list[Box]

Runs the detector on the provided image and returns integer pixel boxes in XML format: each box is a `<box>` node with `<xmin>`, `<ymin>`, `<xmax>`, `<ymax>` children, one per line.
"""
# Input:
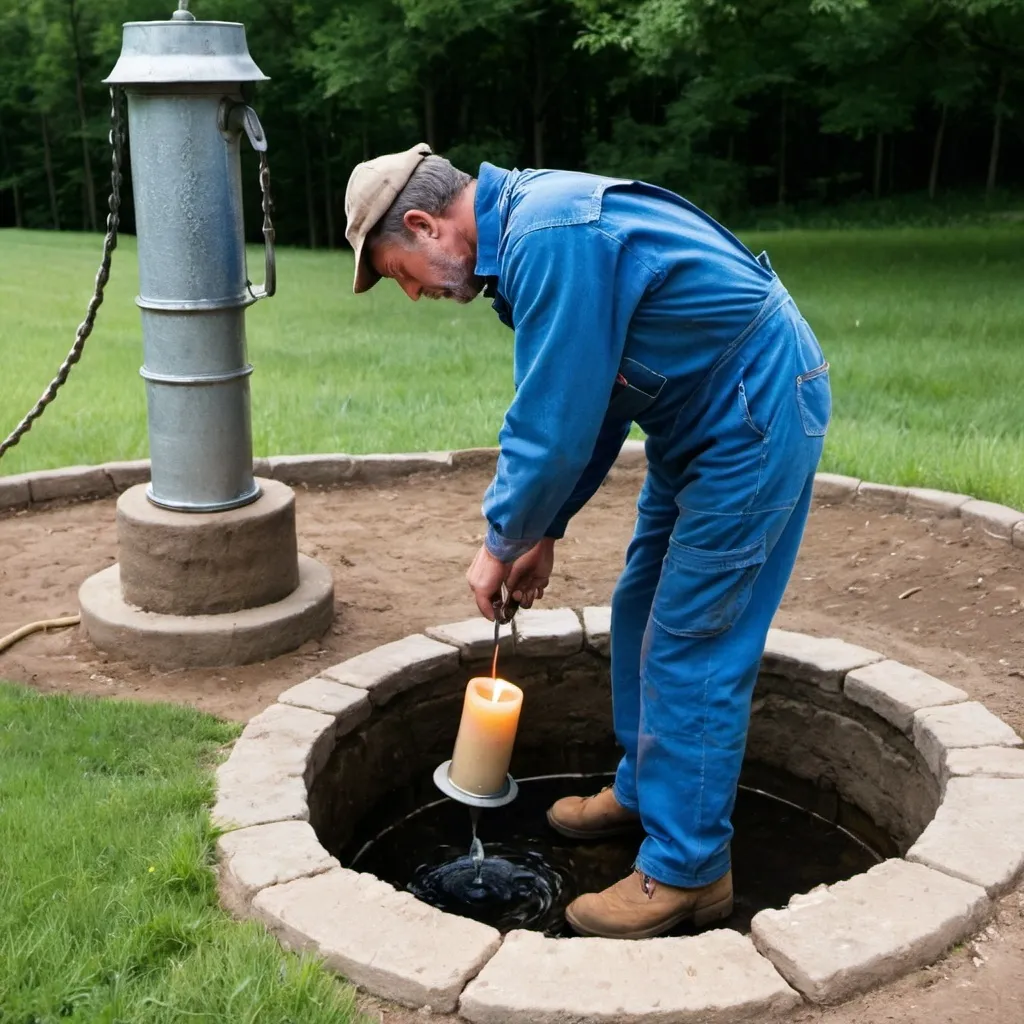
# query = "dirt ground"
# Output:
<box><xmin>2</xmin><ymin>463</ymin><xmax>1023</xmax><ymax>1023</ymax></box>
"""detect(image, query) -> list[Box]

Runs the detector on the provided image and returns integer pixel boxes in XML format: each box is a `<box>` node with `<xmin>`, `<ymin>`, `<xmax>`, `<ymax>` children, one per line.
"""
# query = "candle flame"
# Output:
<box><xmin>490</xmin><ymin>680</ymin><xmax>506</xmax><ymax>703</ymax></box>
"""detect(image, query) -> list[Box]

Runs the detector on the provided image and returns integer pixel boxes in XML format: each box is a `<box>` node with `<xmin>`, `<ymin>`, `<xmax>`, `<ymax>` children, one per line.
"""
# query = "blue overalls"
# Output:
<box><xmin>475</xmin><ymin>162</ymin><xmax>831</xmax><ymax>888</ymax></box>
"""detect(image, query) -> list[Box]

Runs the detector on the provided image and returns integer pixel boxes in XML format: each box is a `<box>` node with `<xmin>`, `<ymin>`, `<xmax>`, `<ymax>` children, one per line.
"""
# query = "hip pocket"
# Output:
<box><xmin>796</xmin><ymin>362</ymin><xmax>831</xmax><ymax>438</ymax></box>
<box><xmin>652</xmin><ymin>535</ymin><xmax>766</xmax><ymax>639</ymax></box>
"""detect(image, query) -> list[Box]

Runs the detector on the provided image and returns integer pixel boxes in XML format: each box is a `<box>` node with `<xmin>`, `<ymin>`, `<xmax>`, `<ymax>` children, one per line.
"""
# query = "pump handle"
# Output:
<box><xmin>221</xmin><ymin>100</ymin><xmax>276</xmax><ymax>300</ymax></box>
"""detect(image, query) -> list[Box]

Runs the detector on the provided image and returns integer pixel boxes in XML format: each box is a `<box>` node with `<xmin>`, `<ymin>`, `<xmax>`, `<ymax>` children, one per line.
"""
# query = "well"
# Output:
<box><xmin>212</xmin><ymin>605</ymin><xmax>1024</xmax><ymax>1020</ymax></box>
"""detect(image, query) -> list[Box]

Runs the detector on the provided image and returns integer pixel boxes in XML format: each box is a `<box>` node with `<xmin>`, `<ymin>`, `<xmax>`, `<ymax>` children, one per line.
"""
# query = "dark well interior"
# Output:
<box><xmin>308</xmin><ymin>647</ymin><xmax>939</xmax><ymax>929</ymax></box>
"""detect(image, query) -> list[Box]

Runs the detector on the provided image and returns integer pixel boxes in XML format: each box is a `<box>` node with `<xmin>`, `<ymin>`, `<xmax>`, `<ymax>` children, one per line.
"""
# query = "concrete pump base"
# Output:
<box><xmin>116</xmin><ymin>478</ymin><xmax>300</xmax><ymax>616</ymax></box>
<box><xmin>79</xmin><ymin>554</ymin><xmax>334</xmax><ymax>669</ymax></box>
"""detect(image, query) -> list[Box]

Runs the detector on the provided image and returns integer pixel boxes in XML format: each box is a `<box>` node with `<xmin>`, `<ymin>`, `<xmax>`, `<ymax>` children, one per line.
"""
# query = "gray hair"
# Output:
<box><xmin>370</xmin><ymin>155</ymin><xmax>473</xmax><ymax>247</ymax></box>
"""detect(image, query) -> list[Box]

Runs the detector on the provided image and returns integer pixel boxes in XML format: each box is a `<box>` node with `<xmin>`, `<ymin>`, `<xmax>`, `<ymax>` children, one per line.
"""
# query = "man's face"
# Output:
<box><xmin>369</xmin><ymin>215</ymin><xmax>484</xmax><ymax>304</ymax></box>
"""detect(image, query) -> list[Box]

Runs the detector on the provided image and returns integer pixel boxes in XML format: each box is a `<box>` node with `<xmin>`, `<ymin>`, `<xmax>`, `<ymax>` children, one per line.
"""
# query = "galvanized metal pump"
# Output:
<box><xmin>78</xmin><ymin>2</ymin><xmax>334</xmax><ymax>668</ymax></box>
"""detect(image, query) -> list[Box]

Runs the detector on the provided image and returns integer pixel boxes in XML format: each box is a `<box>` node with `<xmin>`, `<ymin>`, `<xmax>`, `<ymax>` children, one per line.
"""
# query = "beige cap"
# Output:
<box><xmin>344</xmin><ymin>142</ymin><xmax>432</xmax><ymax>294</ymax></box>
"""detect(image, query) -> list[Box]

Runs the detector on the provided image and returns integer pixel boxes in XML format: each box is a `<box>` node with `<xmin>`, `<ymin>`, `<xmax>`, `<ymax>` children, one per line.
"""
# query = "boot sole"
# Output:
<box><xmin>564</xmin><ymin>893</ymin><xmax>734</xmax><ymax>940</ymax></box>
<box><xmin>545</xmin><ymin>809</ymin><xmax>642</xmax><ymax>841</ymax></box>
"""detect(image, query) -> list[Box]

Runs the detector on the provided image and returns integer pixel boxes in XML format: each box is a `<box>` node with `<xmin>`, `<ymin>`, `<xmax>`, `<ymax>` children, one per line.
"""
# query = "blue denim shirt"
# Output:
<box><xmin>475</xmin><ymin>162</ymin><xmax>779</xmax><ymax>562</ymax></box>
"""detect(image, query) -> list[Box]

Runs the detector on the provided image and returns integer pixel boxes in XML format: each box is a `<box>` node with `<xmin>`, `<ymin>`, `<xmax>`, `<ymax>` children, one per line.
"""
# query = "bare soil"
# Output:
<box><xmin>2</xmin><ymin>463</ymin><xmax>1023</xmax><ymax>1024</ymax></box>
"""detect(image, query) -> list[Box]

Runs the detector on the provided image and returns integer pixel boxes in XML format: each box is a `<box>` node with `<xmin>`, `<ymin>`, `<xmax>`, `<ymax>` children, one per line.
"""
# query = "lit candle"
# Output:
<box><xmin>448</xmin><ymin>677</ymin><xmax>524</xmax><ymax>796</ymax></box>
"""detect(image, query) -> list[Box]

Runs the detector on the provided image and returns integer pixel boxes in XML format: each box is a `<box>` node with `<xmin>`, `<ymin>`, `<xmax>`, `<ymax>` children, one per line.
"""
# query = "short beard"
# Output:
<box><xmin>424</xmin><ymin>248</ymin><xmax>485</xmax><ymax>304</ymax></box>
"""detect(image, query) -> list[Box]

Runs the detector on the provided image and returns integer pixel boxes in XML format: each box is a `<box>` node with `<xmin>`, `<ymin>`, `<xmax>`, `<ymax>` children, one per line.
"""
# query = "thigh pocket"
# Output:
<box><xmin>796</xmin><ymin>362</ymin><xmax>831</xmax><ymax>438</ymax></box>
<box><xmin>652</xmin><ymin>535</ymin><xmax>766</xmax><ymax>639</ymax></box>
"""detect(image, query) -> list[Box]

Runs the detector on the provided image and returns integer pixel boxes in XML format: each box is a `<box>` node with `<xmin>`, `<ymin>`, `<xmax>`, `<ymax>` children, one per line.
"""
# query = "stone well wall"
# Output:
<box><xmin>210</xmin><ymin>608</ymin><xmax>1024</xmax><ymax>1020</ymax></box>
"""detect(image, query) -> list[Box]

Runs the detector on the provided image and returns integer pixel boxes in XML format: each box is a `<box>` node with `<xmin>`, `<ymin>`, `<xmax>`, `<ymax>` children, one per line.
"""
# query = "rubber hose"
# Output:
<box><xmin>0</xmin><ymin>614</ymin><xmax>81</xmax><ymax>655</ymax></box>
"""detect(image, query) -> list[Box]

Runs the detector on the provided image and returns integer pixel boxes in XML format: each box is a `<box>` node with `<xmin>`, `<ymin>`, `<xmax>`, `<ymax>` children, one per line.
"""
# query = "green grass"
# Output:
<box><xmin>1</xmin><ymin>224</ymin><xmax>1023</xmax><ymax>508</ymax></box>
<box><xmin>0</xmin><ymin>682</ymin><xmax>361</xmax><ymax>1024</ymax></box>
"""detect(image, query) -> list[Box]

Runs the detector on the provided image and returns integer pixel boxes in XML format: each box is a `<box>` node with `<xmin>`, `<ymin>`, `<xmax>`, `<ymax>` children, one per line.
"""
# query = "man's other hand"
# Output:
<box><xmin>508</xmin><ymin>538</ymin><xmax>555</xmax><ymax>609</ymax></box>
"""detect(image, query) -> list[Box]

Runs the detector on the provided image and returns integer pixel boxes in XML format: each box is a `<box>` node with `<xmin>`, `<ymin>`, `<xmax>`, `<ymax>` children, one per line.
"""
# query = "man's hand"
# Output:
<box><xmin>508</xmin><ymin>538</ymin><xmax>555</xmax><ymax>609</ymax></box>
<box><xmin>467</xmin><ymin>545</ymin><xmax>512</xmax><ymax>620</ymax></box>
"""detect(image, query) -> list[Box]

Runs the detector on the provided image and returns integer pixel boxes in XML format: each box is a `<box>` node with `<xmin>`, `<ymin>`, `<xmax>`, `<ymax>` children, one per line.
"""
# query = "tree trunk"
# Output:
<box><xmin>533</xmin><ymin>47</ymin><xmax>546</xmax><ymax>167</ymax></box>
<box><xmin>68</xmin><ymin>0</ymin><xmax>97</xmax><ymax>231</ymax></box>
<box><xmin>888</xmin><ymin>133</ymin><xmax>896</xmax><ymax>194</ymax></box>
<box><xmin>928</xmin><ymin>103</ymin><xmax>947</xmax><ymax>200</ymax></box>
<box><xmin>727</xmin><ymin>132</ymin><xmax>736</xmax><ymax>164</ymax></box>
<box><xmin>301</xmin><ymin>121</ymin><xmax>317</xmax><ymax>249</ymax></box>
<box><xmin>986</xmin><ymin>68</ymin><xmax>1008</xmax><ymax>200</ymax></box>
<box><xmin>873</xmin><ymin>131</ymin><xmax>884</xmax><ymax>200</ymax></box>
<box><xmin>777</xmin><ymin>92</ymin><xmax>787</xmax><ymax>208</ymax></box>
<box><xmin>0</xmin><ymin>111</ymin><xmax>23</xmax><ymax>228</ymax></box>
<box><xmin>321</xmin><ymin>129</ymin><xmax>335</xmax><ymax>249</ymax></box>
<box><xmin>41</xmin><ymin>113</ymin><xmax>60</xmax><ymax>230</ymax></box>
<box><xmin>423</xmin><ymin>81</ymin><xmax>437</xmax><ymax>151</ymax></box>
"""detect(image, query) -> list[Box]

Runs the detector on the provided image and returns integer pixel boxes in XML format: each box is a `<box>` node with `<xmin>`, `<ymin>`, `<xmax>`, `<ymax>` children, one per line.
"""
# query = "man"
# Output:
<box><xmin>344</xmin><ymin>143</ymin><xmax>831</xmax><ymax>940</ymax></box>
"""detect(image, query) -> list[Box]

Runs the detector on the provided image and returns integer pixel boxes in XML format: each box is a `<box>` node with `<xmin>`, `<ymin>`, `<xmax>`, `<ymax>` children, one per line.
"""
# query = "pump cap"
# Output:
<box><xmin>105</xmin><ymin>18</ymin><xmax>267</xmax><ymax>85</ymax></box>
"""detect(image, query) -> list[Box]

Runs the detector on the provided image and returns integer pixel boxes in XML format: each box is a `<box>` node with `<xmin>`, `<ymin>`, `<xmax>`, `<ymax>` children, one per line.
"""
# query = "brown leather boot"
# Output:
<box><xmin>546</xmin><ymin>786</ymin><xmax>642</xmax><ymax>840</ymax></box>
<box><xmin>565</xmin><ymin>869</ymin><xmax>734</xmax><ymax>939</ymax></box>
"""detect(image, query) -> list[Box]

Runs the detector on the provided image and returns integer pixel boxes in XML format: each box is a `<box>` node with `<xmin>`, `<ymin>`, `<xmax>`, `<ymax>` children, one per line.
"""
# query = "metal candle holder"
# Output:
<box><xmin>433</xmin><ymin>760</ymin><xmax>519</xmax><ymax>809</ymax></box>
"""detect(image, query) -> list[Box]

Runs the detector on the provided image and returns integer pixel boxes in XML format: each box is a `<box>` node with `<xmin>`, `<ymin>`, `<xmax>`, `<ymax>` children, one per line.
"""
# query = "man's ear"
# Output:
<box><xmin>403</xmin><ymin>209</ymin><xmax>438</xmax><ymax>239</ymax></box>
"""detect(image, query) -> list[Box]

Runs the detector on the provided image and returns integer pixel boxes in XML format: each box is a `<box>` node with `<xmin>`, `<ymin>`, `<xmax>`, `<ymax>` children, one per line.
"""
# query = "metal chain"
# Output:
<box><xmin>0</xmin><ymin>87</ymin><xmax>125</xmax><ymax>462</ymax></box>
<box><xmin>248</xmin><ymin>150</ymin><xmax>276</xmax><ymax>300</ymax></box>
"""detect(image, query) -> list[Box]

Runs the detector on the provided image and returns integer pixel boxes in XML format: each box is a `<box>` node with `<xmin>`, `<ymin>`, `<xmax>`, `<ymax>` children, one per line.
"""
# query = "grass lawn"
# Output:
<box><xmin>1</xmin><ymin>224</ymin><xmax>1023</xmax><ymax>508</ymax></box>
<box><xmin>0</xmin><ymin>682</ymin><xmax>361</xmax><ymax>1023</ymax></box>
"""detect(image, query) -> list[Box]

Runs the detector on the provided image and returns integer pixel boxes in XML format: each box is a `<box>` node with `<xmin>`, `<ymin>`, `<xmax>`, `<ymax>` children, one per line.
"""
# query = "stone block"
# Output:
<box><xmin>582</xmin><ymin>605</ymin><xmax>612</xmax><ymax>656</ymax></box>
<box><xmin>513</xmin><ymin>607</ymin><xmax>583</xmax><ymax>658</ymax></box>
<box><xmin>425</xmin><ymin>618</ymin><xmax>513</xmax><ymax>662</ymax></box>
<box><xmin>943</xmin><ymin>746</ymin><xmax>1024</xmax><ymax>787</ymax></box>
<box><xmin>252</xmin><ymin>868</ymin><xmax>500</xmax><ymax>1011</ymax></box>
<box><xmin>813</xmin><ymin>473</ymin><xmax>860</xmax><ymax>503</ymax></box>
<box><xmin>761</xmin><ymin>629</ymin><xmax>883</xmax><ymax>693</ymax></box>
<box><xmin>276</xmin><ymin>676</ymin><xmax>371</xmax><ymax>733</ymax></box>
<box><xmin>217</xmin><ymin>820</ymin><xmax>338</xmax><ymax>916</ymax></box>
<box><xmin>347</xmin><ymin>452</ymin><xmax>453</xmax><ymax>482</ymax></box>
<box><xmin>322</xmin><ymin>634</ymin><xmax>459</xmax><ymax>705</ymax></box>
<box><xmin>212</xmin><ymin>769</ymin><xmax>308</xmax><ymax>831</ymax></box>
<box><xmin>907</xmin><ymin>777</ymin><xmax>1024</xmax><ymax>894</ymax></box>
<box><xmin>0</xmin><ymin>472</ymin><xmax>31</xmax><ymax>510</ymax></box>
<box><xmin>844</xmin><ymin>660</ymin><xmax>967</xmax><ymax>734</ymax></box>
<box><xmin>913</xmin><ymin>702</ymin><xmax>1023</xmax><ymax>778</ymax></box>
<box><xmin>237</xmin><ymin>702</ymin><xmax>337</xmax><ymax>781</ymax></box>
<box><xmin>449</xmin><ymin>447</ymin><xmax>499</xmax><ymax>471</ymax></box>
<box><xmin>750</xmin><ymin>858</ymin><xmax>989</xmax><ymax>1004</ymax></box>
<box><xmin>1015</xmin><ymin>522</ymin><xmax>1024</xmax><ymax>551</ymax></box>
<box><xmin>905</xmin><ymin>487</ymin><xmax>971</xmax><ymax>518</ymax></box>
<box><xmin>252</xmin><ymin>457</ymin><xmax>272</xmax><ymax>477</ymax></box>
<box><xmin>855</xmin><ymin>481</ymin><xmax>909</xmax><ymax>511</ymax></box>
<box><xmin>268</xmin><ymin>454</ymin><xmax>354</xmax><ymax>488</ymax></box>
<box><xmin>29</xmin><ymin>465</ymin><xmax>114</xmax><ymax>503</ymax></box>
<box><xmin>102</xmin><ymin>459</ymin><xmax>151</xmax><ymax>491</ymax></box>
<box><xmin>960</xmin><ymin>499</ymin><xmax>1024</xmax><ymax>542</ymax></box>
<box><xmin>460</xmin><ymin>928</ymin><xmax>799</xmax><ymax>1024</ymax></box>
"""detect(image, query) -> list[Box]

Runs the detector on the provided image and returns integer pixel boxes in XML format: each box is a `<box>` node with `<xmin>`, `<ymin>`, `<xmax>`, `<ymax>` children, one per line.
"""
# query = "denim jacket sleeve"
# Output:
<box><xmin>543</xmin><ymin>415</ymin><xmax>632</xmax><ymax>540</ymax></box>
<box><xmin>481</xmin><ymin>223</ymin><xmax>656</xmax><ymax>562</ymax></box>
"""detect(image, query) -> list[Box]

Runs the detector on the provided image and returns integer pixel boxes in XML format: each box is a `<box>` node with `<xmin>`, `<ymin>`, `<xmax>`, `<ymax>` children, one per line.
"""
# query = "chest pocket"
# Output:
<box><xmin>607</xmin><ymin>357</ymin><xmax>667</xmax><ymax>422</ymax></box>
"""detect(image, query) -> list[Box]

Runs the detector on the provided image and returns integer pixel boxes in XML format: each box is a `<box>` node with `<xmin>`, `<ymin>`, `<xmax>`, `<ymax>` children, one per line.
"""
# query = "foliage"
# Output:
<box><xmin>0</xmin><ymin>0</ymin><xmax>1021</xmax><ymax>238</ymax></box>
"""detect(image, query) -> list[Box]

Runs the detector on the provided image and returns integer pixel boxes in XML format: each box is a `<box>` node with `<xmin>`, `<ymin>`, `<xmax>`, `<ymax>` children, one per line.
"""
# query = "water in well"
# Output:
<box><xmin>347</xmin><ymin>772</ymin><xmax>883</xmax><ymax>936</ymax></box>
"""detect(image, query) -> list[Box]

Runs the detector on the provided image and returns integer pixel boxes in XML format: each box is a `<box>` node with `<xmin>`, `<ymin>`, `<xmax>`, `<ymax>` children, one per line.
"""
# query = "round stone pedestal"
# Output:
<box><xmin>79</xmin><ymin>476</ymin><xmax>335</xmax><ymax>668</ymax></box>
<box><xmin>117</xmin><ymin>479</ymin><xmax>299</xmax><ymax>615</ymax></box>
<box><xmin>79</xmin><ymin>554</ymin><xmax>334</xmax><ymax>669</ymax></box>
